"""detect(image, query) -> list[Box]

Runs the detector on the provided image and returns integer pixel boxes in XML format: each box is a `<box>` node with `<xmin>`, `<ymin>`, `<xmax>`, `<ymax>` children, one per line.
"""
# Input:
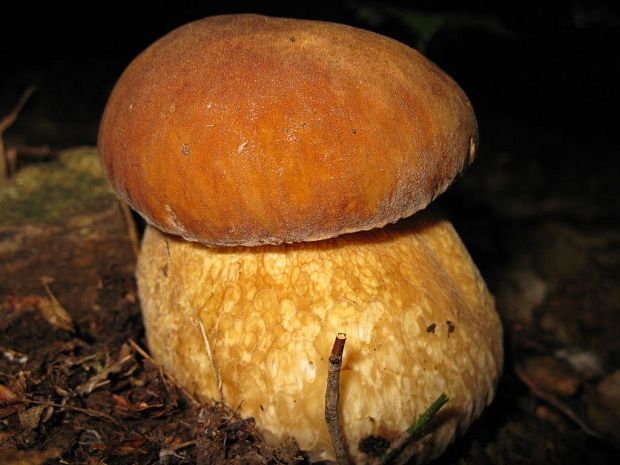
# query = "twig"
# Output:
<box><xmin>515</xmin><ymin>366</ymin><xmax>603</xmax><ymax>440</ymax></box>
<box><xmin>128</xmin><ymin>338</ymin><xmax>154</xmax><ymax>362</ymax></box>
<box><xmin>0</xmin><ymin>87</ymin><xmax>36</xmax><ymax>133</ymax></box>
<box><xmin>22</xmin><ymin>397</ymin><xmax>122</xmax><ymax>425</ymax></box>
<box><xmin>170</xmin><ymin>439</ymin><xmax>196</xmax><ymax>451</ymax></box>
<box><xmin>0</xmin><ymin>86</ymin><xmax>36</xmax><ymax>181</ymax></box>
<box><xmin>5</xmin><ymin>145</ymin><xmax>59</xmax><ymax>174</ymax></box>
<box><xmin>128</xmin><ymin>338</ymin><xmax>201</xmax><ymax>406</ymax></box>
<box><xmin>325</xmin><ymin>332</ymin><xmax>351</xmax><ymax>465</ymax></box>
<box><xmin>128</xmin><ymin>338</ymin><xmax>168</xmax><ymax>389</ymax></box>
<box><xmin>6</xmin><ymin>144</ymin><xmax>58</xmax><ymax>158</ymax></box>
<box><xmin>75</xmin><ymin>353</ymin><xmax>135</xmax><ymax>396</ymax></box>
<box><xmin>377</xmin><ymin>393</ymin><xmax>449</xmax><ymax>464</ymax></box>
<box><xmin>118</xmin><ymin>200</ymin><xmax>140</xmax><ymax>259</ymax></box>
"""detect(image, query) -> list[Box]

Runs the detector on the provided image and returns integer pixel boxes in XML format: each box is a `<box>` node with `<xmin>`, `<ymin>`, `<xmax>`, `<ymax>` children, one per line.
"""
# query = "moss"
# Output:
<box><xmin>0</xmin><ymin>147</ymin><xmax>115</xmax><ymax>225</ymax></box>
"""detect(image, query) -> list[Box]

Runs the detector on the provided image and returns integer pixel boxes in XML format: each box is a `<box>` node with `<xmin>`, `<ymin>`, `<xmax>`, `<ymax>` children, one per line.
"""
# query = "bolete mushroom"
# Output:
<box><xmin>98</xmin><ymin>14</ymin><xmax>502</xmax><ymax>463</ymax></box>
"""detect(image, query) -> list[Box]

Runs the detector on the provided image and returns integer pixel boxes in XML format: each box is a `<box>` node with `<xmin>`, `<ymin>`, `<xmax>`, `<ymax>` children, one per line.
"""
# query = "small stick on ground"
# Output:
<box><xmin>515</xmin><ymin>366</ymin><xmax>603</xmax><ymax>440</ymax></box>
<box><xmin>128</xmin><ymin>338</ymin><xmax>200</xmax><ymax>405</ymax></box>
<box><xmin>5</xmin><ymin>145</ymin><xmax>59</xmax><ymax>174</ymax></box>
<box><xmin>6</xmin><ymin>144</ymin><xmax>58</xmax><ymax>159</ymax></box>
<box><xmin>325</xmin><ymin>332</ymin><xmax>351</xmax><ymax>465</ymax></box>
<box><xmin>22</xmin><ymin>397</ymin><xmax>122</xmax><ymax>425</ymax></box>
<box><xmin>128</xmin><ymin>338</ymin><xmax>154</xmax><ymax>362</ymax></box>
<box><xmin>0</xmin><ymin>86</ymin><xmax>36</xmax><ymax>181</ymax></box>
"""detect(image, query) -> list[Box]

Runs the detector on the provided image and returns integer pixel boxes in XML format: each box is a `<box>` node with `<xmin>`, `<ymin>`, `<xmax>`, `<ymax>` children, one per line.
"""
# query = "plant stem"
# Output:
<box><xmin>379</xmin><ymin>393</ymin><xmax>448</xmax><ymax>464</ymax></box>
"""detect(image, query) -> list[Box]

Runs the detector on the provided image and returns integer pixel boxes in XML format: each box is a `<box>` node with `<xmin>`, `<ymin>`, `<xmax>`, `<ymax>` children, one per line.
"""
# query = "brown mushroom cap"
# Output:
<box><xmin>98</xmin><ymin>14</ymin><xmax>478</xmax><ymax>246</ymax></box>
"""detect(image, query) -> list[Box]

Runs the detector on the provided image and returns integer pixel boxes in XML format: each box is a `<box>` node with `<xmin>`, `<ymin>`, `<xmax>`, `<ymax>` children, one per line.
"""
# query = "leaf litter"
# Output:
<box><xmin>0</xmin><ymin>274</ymin><xmax>304</xmax><ymax>464</ymax></box>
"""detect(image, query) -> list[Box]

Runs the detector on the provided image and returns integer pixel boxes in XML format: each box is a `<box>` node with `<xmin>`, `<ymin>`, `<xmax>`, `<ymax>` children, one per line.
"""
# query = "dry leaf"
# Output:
<box><xmin>113</xmin><ymin>432</ymin><xmax>147</xmax><ymax>456</ymax></box>
<box><xmin>0</xmin><ymin>404</ymin><xmax>22</xmax><ymax>419</ymax></box>
<box><xmin>36</xmin><ymin>277</ymin><xmax>74</xmax><ymax>332</ymax></box>
<box><xmin>522</xmin><ymin>356</ymin><xmax>581</xmax><ymax>398</ymax></box>
<box><xmin>111</xmin><ymin>393</ymin><xmax>164</xmax><ymax>417</ymax></box>
<box><xmin>0</xmin><ymin>383</ymin><xmax>19</xmax><ymax>403</ymax></box>
<box><xmin>18</xmin><ymin>404</ymin><xmax>46</xmax><ymax>430</ymax></box>
<box><xmin>76</xmin><ymin>344</ymin><xmax>136</xmax><ymax>396</ymax></box>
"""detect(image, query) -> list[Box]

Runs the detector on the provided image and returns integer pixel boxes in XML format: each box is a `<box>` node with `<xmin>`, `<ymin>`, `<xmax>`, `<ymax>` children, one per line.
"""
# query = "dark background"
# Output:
<box><xmin>1</xmin><ymin>0</ymin><xmax>618</xmax><ymax>149</ymax></box>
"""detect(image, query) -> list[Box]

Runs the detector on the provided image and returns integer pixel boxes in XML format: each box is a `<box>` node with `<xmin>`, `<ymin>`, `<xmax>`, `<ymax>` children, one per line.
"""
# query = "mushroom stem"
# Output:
<box><xmin>378</xmin><ymin>393</ymin><xmax>449</xmax><ymax>464</ymax></box>
<box><xmin>325</xmin><ymin>332</ymin><xmax>351</xmax><ymax>465</ymax></box>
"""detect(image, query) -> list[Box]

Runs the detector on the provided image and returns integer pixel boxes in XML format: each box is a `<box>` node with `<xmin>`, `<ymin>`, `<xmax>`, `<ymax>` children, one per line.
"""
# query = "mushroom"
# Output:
<box><xmin>98</xmin><ymin>14</ymin><xmax>502</xmax><ymax>464</ymax></box>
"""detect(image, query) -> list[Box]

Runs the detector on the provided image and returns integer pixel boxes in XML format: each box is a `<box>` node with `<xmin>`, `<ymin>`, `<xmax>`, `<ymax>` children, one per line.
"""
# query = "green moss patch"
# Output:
<box><xmin>0</xmin><ymin>147</ymin><xmax>114</xmax><ymax>225</ymax></box>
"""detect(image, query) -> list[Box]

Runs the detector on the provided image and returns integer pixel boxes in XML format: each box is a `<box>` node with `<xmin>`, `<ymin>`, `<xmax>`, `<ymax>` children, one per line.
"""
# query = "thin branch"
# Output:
<box><xmin>6</xmin><ymin>144</ymin><xmax>58</xmax><ymax>158</ymax></box>
<box><xmin>22</xmin><ymin>397</ymin><xmax>122</xmax><ymax>425</ymax></box>
<box><xmin>170</xmin><ymin>439</ymin><xmax>196</xmax><ymax>451</ymax></box>
<box><xmin>0</xmin><ymin>86</ymin><xmax>36</xmax><ymax>181</ymax></box>
<box><xmin>128</xmin><ymin>337</ymin><xmax>198</xmax><ymax>406</ymax></box>
<box><xmin>6</xmin><ymin>145</ymin><xmax>60</xmax><ymax>174</ymax></box>
<box><xmin>0</xmin><ymin>86</ymin><xmax>36</xmax><ymax>133</ymax></box>
<box><xmin>128</xmin><ymin>338</ymin><xmax>154</xmax><ymax>362</ymax></box>
<box><xmin>515</xmin><ymin>366</ymin><xmax>603</xmax><ymax>440</ymax></box>
<box><xmin>325</xmin><ymin>332</ymin><xmax>351</xmax><ymax>465</ymax></box>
